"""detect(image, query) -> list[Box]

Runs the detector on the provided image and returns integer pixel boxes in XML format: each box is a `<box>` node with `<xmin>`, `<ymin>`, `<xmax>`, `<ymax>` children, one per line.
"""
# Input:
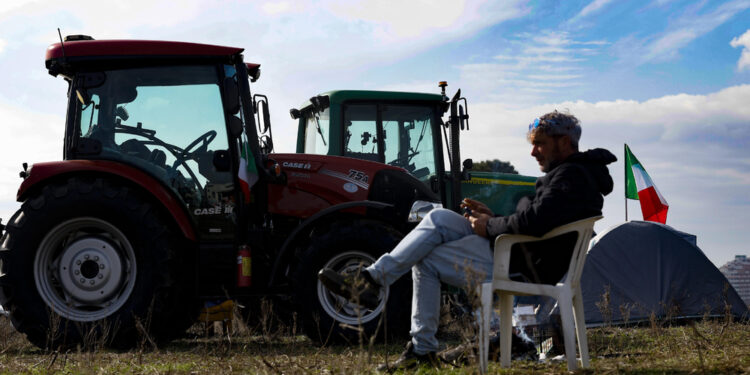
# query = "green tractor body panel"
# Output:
<box><xmin>459</xmin><ymin>171</ymin><xmax>537</xmax><ymax>215</ymax></box>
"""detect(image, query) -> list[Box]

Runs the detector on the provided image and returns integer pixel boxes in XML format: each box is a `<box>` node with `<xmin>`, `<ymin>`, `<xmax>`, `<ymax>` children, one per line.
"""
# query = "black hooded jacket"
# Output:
<box><xmin>486</xmin><ymin>148</ymin><xmax>617</xmax><ymax>283</ymax></box>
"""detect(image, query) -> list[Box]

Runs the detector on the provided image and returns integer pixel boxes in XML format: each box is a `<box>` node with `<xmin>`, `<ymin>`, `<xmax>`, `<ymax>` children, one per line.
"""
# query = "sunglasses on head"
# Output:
<box><xmin>528</xmin><ymin>117</ymin><xmax>562</xmax><ymax>132</ymax></box>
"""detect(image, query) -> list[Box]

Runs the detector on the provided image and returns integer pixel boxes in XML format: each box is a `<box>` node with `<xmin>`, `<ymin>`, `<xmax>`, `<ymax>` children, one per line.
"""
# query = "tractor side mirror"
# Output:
<box><xmin>223</xmin><ymin>77</ymin><xmax>240</xmax><ymax>114</ymax></box>
<box><xmin>459</xmin><ymin>104</ymin><xmax>467</xmax><ymax>130</ymax></box>
<box><xmin>213</xmin><ymin>150</ymin><xmax>231</xmax><ymax>172</ymax></box>
<box><xmin>449</xmin><ymin>89</ymin><xmax>470</xmax><ymax>131</ymax></box>
<box><xmin>260</xmin><ymin>100</ymin><xmax>271</xmax><ymax>134</ymax></box>
<box><xmin>253</xmin><ymin>94</ymin><xmax>272</xmax><ymax>135</ymax></box>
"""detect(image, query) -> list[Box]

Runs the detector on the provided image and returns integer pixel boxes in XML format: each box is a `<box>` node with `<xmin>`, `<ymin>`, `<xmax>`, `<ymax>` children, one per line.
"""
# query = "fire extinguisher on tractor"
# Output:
<box><xmin>237</xmin><ymin>245</ymin><xmax>252</xmax><ymax>287</ymax></box>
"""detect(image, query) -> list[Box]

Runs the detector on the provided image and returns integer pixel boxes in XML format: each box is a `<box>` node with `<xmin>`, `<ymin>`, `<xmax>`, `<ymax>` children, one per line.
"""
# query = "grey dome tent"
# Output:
<box><xmin>580</xmin><ymin>221</ymin><xmax>748</xmax><ymax>326</ymax></box>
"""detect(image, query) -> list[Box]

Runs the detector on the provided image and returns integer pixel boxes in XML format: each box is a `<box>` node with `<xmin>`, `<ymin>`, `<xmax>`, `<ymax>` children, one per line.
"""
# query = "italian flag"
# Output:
<box><xmin>625</xmin><ymin>144</ymin><xmax>668</xmax><ymax>224</ymax></box>
<box><xmin>238</xmin><ymin>141</ymin><xmax>258</xmax><ymax>203</ymax></box>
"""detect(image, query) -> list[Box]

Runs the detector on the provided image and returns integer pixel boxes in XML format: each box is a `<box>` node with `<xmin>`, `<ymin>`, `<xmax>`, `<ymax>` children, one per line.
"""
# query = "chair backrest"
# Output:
<box><xmin>545</xmin><ymin>216</ymin><xmax>602</xmax><ymax>287</ymax></box>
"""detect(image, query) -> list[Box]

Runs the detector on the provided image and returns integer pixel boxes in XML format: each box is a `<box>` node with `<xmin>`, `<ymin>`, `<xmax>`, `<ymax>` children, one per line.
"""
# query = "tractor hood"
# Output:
<box><xmin>267</xmin><ymin>153</ymin><xmax>437</xmax><ymax>219</ymax></box>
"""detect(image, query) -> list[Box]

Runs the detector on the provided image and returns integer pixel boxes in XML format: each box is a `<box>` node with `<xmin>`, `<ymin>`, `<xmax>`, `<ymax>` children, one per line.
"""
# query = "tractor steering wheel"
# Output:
<box><xmin>181</xmin><ymin>130</ymin><xmax>217</xmax><ymax>160</ymax></box>
<box><xmin>168</xmin><ymin>130</ymin><xmax>217</xmax><ymax>203</ymax></box>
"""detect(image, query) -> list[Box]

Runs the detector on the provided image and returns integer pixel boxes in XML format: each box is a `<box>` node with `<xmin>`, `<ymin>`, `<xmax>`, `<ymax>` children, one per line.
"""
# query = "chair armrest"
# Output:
<box><xmin>491</xmin><ymin>216</ymin><xmax>602</xmax><ymax>280</ymax></box>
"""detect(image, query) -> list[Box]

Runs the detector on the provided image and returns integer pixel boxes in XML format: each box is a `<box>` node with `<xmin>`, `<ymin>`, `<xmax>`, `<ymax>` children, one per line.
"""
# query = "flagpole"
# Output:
<box><xmin>624</xmin><ymin>144</ymin><xmax>628</xmax><ymax>222</ymax></box>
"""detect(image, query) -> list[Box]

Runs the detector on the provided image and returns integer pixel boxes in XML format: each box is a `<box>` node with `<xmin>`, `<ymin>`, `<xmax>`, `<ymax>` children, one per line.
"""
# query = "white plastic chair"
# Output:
<box><xmin>478</xmin><ymin>216</ymin><xmax>602</xmax><ymax>373</ymax></box>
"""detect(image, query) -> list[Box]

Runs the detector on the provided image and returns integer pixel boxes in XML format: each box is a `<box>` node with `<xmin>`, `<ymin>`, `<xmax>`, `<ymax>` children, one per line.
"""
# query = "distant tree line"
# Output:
<box><xmin>472</xmin><ymin>159</ymin><xmax>518</xmax><ymax>174</ymax></box>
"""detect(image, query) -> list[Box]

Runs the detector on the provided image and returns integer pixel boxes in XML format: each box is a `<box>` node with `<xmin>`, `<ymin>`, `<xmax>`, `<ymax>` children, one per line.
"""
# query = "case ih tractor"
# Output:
<box><xmin>290</xmin><ymin>88</ymin><xmax>537</xmax><ymax>215</ymax></box>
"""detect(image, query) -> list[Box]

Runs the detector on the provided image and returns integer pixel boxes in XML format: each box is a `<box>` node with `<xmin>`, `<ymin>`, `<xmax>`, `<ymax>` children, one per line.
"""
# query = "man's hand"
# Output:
<box><xmin>467</xmin><ymin>212</ymin><xmax>491</xmax><ymax>238</ymax></box>
<box><xmin>461</xmin><ymin>198</ymin><xmax>494</xmax><ymax>216</ymax></box>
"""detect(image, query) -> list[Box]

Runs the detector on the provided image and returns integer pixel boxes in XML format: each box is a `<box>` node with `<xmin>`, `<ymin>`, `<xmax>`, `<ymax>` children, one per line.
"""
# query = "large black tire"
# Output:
<box><xmin>0</xmin><ymin>176</ymin><xmax>198</xmax><ymax>349</ymax></box>
<box><xmin>292</xmin><ymin>219</ymin><xmax>412</xmax><ymax>345</ymax></box>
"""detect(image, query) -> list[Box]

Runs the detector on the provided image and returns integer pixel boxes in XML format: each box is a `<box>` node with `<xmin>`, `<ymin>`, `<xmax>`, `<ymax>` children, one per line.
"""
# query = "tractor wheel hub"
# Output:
<box><xmin>58</xmin><ymin>238</ymin><xmax>124</xmax><ymax>304</ymax></box>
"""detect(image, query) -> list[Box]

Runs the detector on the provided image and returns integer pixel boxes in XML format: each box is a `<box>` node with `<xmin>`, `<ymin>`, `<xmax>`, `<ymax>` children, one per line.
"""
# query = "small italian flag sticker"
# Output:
<box><xmin>238</xmin><ymin>141</ymin><xmax>259</xmax><ymax>203</ymax></box>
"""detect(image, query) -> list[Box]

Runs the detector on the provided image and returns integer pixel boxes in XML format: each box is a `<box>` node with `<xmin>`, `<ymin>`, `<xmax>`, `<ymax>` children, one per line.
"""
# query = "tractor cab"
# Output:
<box><xmin>292</xmin><ymin>85</ymin><xmax>473</xmax><ymax>211</ymax></box>
<box><xmin>44</xmin><ymin>37</ymin><xmax>271</xmax><ymax>240</ymax></box>
<box><xmin>297</xmin><ymin>91</ymin><xmax>443</xmax><ymax>181</ymax></box>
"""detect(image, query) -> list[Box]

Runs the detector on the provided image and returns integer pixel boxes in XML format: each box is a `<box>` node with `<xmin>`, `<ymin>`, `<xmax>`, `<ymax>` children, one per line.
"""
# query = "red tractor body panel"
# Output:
<box><xmin>46</xmin><ymin>40</ymin><xmax>244</xmax><ymax>60</ymax></box>
<box><xmin>267</xmin><ymin>154</ymin><xmax>405</xmax><ymax>217</ymax></box>
<box><xmin>17</xmin><ymin>160</ymin><xmax>196</xmax><ymax>240</ymax></box>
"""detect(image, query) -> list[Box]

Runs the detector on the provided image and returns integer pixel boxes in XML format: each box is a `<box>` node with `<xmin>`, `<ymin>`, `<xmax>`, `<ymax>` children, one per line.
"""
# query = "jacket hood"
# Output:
<box><xmin>567</xmin><ymin>148</ymin><xmax>616</xmax><ymax>195</ymax></box>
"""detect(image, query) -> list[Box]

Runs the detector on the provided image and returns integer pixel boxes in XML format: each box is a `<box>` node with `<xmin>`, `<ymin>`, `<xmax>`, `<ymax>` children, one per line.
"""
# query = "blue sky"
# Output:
<box><xmin>0</xmin><ymin>0</ymin><xmax>749</xmax><ymax>267</ymax></box>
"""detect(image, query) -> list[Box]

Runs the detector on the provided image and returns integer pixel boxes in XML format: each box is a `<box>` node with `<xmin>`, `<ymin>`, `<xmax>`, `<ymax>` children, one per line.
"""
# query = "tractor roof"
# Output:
<box><xmin>45</xmin><ymin>38</ymin><xmax>248</xmax><ymax>77</ymax></box>
<box><xmin>298</xmin><ymin>90</ymin><xmax>444</xmax><ymax>111</ymax></box>
<box><xmin>46</xmin><ymin>39</ymin><xmax>244</xmax><ymax>60</ymax></box>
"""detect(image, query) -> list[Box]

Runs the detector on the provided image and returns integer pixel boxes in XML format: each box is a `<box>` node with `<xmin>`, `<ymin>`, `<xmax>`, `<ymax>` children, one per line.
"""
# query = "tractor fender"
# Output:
<box><xmin>267</xmin><ymin>200</ymin><xmax>393</xmax><ymax>287</ymax></box>
<box><xmin>16</xmin><ymin>160</ymin><xmax>196</xmax><ymax>241</ymax></box>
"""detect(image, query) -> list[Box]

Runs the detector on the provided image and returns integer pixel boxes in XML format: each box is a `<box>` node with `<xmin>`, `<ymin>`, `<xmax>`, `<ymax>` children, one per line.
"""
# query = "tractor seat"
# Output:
<box><xmin>149</xmin><ymin>149</ymin><xmax>167</xmax><ymax>166</ymax></box>
<box><xmin>120</xmin><ymin>139</ymin><xmax>151</xmax><ymax>160</ymax></box>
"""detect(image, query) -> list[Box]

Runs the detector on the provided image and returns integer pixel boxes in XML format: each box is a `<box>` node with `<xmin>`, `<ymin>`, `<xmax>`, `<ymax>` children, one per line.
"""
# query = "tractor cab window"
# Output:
<box><xmin>341</xmin><ymin>103</ymin><xmax>436</xmax><ymax>182</ymax></box>
<box><xmin>343</xmin><ymin>104</ymin><xmax>379</xmax><ymax>162</ymax></box>
<box><xmin>381</xmin><ymin>105</ymin><xmax>435</xmax><ymax>181</ymax></box>
<box><xmin>73</xmin><ymin>65</ymin><xmax>235</xmax><ymax>225</ymax></box>
<box><xmin>303</xmin><ymin>107</ymin><xmax>330</xmax><ymax>155</ymax></box>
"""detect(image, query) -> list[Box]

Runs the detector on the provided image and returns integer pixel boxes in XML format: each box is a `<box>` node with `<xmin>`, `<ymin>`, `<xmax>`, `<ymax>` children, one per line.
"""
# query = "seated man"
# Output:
<box><xmin>319</xmin><ymin>110</ymin><xmax>616</xmax><ymax>370</ymax></box>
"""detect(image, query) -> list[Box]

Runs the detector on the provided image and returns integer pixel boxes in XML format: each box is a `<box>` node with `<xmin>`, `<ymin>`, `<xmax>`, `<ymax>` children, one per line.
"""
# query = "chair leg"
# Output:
<box><xmin>557</xmin><ymin>291</ymin><xmax>578</xmax><ymax>371</ymax></box>
<box><xmin>573</xmin><ymin>286</ymin><xmax>590</xmax><ymax>368</ymax></box>
<box><xmin>478</xmin><ymin>283</ymin><xmax>493</xmax><ymax>374</ymax></box>
<box><xmin>499</xmin><ymin>292</ymin><xmax>513</xmax><ymax>368</ymax></box>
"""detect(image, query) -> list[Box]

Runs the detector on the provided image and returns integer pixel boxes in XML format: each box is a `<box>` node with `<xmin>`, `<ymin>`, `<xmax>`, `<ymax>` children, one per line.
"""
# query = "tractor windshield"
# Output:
<box><xmin>342</xmin><ymin>103</ymin><xmax>437</xmax><ymax>182</ymax></box>
<box><xmin>73</xmin><ymin>65</ymin><xmax>235</xmax><ymax>215</ymax></box>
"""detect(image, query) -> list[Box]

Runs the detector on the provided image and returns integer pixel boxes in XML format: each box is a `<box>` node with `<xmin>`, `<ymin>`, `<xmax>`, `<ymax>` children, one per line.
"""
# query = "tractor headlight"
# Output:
<box><xmin>408</xmin><ymin>200</ymin><xmax>443</xmax><ymax>223</ymax></box>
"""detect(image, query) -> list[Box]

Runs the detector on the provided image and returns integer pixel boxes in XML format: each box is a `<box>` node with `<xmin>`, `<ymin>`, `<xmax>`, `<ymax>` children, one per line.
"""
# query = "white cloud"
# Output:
<box><xmin>568</xmin><ymin>0</ymin><xmax>614</xmax><ymax>25</ymax></box>
<box><xmin>0</xmin><ymin>0</ymin><xmax>206</xmax><ymax>43</ymax></box>
<box><xmin>328</xmin><ymin>0</ymin><xmax>528</xmax><ymax>41</ymax></box>
<box><xmin>261</xmin><ymin>1</ymin><xmax>292</xmax><ymax>15</ymax></box>
<box><xmin>458</xmin><ymin>31</ymin><xmax>602</xmax><ymax>106</ymax></box>
<box><xmin>0</xmin><ymin>0</ymin><xmax>31</xmax><ymax>14</ymax></box>
<box><xmin>0</xmin><ymin>38</ymin><xmax>6</xmax><ymax>54</ymax></box>
<box><xmin>614</xmin><ymin>0</ymin><xmax>750</xmax><ymax>65</ymax></box>
<box><xmin>0</xmin><ymin>101</ymin><xmax>64</xmax><ymax>213</ymax></box>
<box><xmin>730</xmin><ymin>29</ymin><xmax>750</xmax><ymax>71</ymax></box>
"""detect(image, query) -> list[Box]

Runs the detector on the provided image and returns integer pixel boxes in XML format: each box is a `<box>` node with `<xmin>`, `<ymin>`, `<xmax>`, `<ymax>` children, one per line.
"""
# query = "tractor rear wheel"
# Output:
<box><xmin>293</xmin><ymin>220</ymin><xmax>411</xmax><ymax>344</ymax></box>
<box><xmin>0</xmin><ymin>176</ymin><xmax>198</xmax><ymax>349</ymax></box>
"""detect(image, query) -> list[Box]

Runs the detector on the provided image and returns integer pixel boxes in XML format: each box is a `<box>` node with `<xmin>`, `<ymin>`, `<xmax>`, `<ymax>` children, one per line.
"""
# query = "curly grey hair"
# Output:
<box><xmin>527</xmin><ymin>110</ymin><xmax>582</xmax><ymax>150</ymax></box>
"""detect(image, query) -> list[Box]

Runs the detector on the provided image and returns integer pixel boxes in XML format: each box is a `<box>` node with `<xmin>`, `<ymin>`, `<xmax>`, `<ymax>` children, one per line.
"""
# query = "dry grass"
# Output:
<box><xmin>0</xmin><ymin>312</ymin><xmax>749</xmax><ymax>374</ymax></box>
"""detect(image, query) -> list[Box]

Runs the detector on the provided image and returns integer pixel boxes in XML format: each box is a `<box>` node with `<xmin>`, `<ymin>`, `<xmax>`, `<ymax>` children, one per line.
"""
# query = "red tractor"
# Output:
<box><xmin>0</xmin><ymin>36</ymin><xmax>458</xmax><ymax>348</ymax></box>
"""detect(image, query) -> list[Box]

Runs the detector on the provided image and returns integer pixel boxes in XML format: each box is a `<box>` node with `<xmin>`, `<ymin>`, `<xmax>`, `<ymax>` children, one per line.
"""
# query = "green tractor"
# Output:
<box><xmin>290</xmin><ymin>83</ymin><xmax>537</xmax><ymax>215</ymax></box>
